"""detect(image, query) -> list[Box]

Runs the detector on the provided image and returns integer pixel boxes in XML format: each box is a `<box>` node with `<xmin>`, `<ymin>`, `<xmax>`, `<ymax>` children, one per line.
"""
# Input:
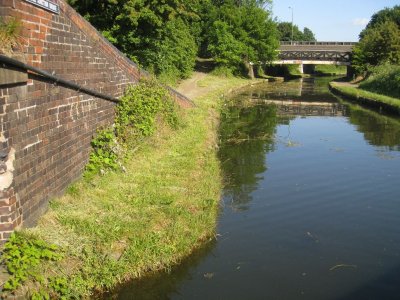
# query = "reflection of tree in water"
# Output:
<box><xmin>348</xmin><ymin>105</ymin><xmax>400</xmax><ymax>150</ymax></box>
<box><xmin>219</xmin><ymin>104</ymin><xmax>278</xmax><ymax>210</ymax></box>
<box><xmin>231</xmin><ymin>77</ymin><xmax>339</xmax><ymax>103</ymax></box>
<box><xmin>114</xmin><ymin>240</ymin><xmax>216</xmax><ymax>299</ymax></box>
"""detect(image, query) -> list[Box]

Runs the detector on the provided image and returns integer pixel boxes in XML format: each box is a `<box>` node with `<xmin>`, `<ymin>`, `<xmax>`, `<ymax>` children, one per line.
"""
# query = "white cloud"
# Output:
<box><xmin>352</xmin><ymin>18</ymin><xmax>369</xmax><ymax>26</ymax></box>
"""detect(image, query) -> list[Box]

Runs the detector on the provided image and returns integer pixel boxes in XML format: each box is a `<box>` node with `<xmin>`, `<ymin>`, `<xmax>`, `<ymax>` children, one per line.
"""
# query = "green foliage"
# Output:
<box><xmin>67</xmin><ymin>0</ymin><xmax>278</xmax><ymax>79</ymax></box>
<box><xmin>360</xmin><ymin>5</ymin><xmax>400</xmax><ymax>39</ymax></box>
<box><xmin>352</xmin><ymin>6</ymin><xmax>400</xmax><ymax>74</ymax></box>
<box><xmin>150</xmin><ymin>18</ymin><xmax>197</xmax><ymax>84</ymax></box>
<box><xmin>1</xmin><ymin>233</ymin><xmax>63</xmax><ymax>292</ymax></box>
<box><xmin>207</xmin><ymin>21</ymin><xmax>245</xmax><ymax>68</ymax></box>
<box><xmin>0</xmin><ymin>17</ymin><xmax>22</xmax><ymax>54</ymax></box>
<box><xmin>202</xmin><ymin>0</ymin><xmax>278</xmax><ymax>75</ymax></box>
<box><xmin>67</xmin><ymin>0</ymin><xmax>201</xmax><ymax>81</ymax></box>
<box><xmin>314</xmin><ymin>65</ymin><xmax>347</xmax><ymax>76</ymax></box>
<box><xmin>210</xmin><ymin>65</ymin><xmax>235</xmax><ymax>77</ymax></box>
<box><xmin>302</xmin><ymin>27</ymin><xmax>316</xmax><ymax>41</ymax></box>
<box><xmin>277</xmin><ymin>22</ymin><xmax>316</xmax><ymax>41</ymax></box>
<box><xmin>86</xmin><ymin>128</ymin><xmax>121</xmax><ymax>175</ymax></box>
<box><xmin>116</xmin><ymin>80</ymin><xmax>178</xmax><ymax>138</ymax></box>
<box><xmin>330</xmin><ymin>82</ymin><xmax>400</xmax><ymax>113</ymax></box>
<box><xmin>31</xmin><ymin>289</ymin><xmax>50</xmax><ymax>300</ymax></box>
<box><xmin>48</xmin><ymin>276</ymin><xmax>69</xmax><ymax>297</ymax></box>
<box><xmin>86</xmin><ymin>80</ymin><xmax>179</xmax><ymax>175</ymax></box>
<box><xmin>359</xmin><ymin>64</ymin><xmax>400</xmax><ymax>99</ymax></box>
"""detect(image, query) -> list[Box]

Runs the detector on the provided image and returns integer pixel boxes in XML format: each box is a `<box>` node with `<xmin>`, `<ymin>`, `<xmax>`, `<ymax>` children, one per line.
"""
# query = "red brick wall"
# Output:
<box><xmin>0</xmin><ymin>0</ymin><xmax>191</xmax><ymax>242</ymax></box>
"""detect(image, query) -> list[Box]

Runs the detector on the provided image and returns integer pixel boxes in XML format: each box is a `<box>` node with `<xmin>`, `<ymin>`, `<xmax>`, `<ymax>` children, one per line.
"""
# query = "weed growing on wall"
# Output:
<box><xmin>0</xmin><ymin>17</ymin><xmax>22</xmax><ymax>54</ymax></box>
<box><xmin>1</xmin><ymin>233</ymin><xmax>64</xmax><ymax>297</ymax></box>
<box><xmin>85</xmin><ymin>79</ymin><xmax>179</xmax><ymax>176</ymax></box>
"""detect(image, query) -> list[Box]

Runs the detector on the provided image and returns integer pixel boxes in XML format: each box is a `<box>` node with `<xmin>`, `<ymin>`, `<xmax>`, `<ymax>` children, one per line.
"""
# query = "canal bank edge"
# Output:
<box><xmin>0</xmin><ymin>75</ymin><xmax>254</xmax><ymax>298</ymax></box>
<box><xmin>329</xmin><ymin>81</ymin><xmax>400</xmax><ymax>116</ymax></box>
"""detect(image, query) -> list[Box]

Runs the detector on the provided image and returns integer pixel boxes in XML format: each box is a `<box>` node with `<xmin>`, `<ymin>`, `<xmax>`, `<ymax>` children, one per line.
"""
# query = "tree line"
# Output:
<box><xmin>352</xmin><ymin>5</ymin><xmax>400</xmax><ymax>75</ymax></box>
<box><xmin>352</xmin><ymin>5</ymin><xmax>400</xmax><ymax>99</ymax></box>
<box><xmin>67</xmin><ymin>0</ymin><xmax>316</xmax><ymax>82</ymax></box>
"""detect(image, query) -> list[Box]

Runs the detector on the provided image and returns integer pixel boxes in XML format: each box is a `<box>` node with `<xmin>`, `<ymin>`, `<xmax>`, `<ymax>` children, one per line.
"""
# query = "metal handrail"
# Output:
<box><xmin>0</xmin><ymin>54</ymin><xmax>120</xmax><ymax>103</ymax></box>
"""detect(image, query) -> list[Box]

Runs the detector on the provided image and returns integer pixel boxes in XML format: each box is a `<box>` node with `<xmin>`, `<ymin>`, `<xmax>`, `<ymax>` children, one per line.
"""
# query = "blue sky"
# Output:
<box><xmin>271</xmin><ymin>0</ymin><xmax>399</xmax><ymax>41</ymax></box>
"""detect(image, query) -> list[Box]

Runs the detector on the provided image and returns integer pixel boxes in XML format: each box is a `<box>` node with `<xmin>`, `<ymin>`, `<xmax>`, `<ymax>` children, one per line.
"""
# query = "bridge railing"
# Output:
<box><xmin>278</xmin><ymin>50</ymin><xmax>351</xmax><ymax>62</ymax></box>
<box><xmin>280</xmin><ymin>41</ymin><xmax>357</xmax><ymax>46</ymax></box>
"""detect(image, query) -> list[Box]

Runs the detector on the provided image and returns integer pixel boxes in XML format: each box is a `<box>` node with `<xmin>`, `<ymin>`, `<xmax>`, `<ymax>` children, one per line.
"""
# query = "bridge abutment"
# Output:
<box><xmin>298</xmin><ymin>63</ymin><xmax>304</xmax><ymax>74</ymax></box>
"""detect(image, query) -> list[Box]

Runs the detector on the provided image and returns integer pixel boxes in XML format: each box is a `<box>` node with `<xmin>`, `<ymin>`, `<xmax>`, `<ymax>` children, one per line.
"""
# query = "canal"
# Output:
<box><xmin>117</xmin><ymin>77</ymin><xmax>400</xmax><ymax>300</ymax></box>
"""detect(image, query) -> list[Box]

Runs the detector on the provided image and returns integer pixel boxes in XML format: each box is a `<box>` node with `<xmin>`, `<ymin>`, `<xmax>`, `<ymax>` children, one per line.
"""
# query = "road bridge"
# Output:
<box><xmin>275</xmin><ymin>41</ymin><xmax>357</xmax><ymax>74</ymax></box>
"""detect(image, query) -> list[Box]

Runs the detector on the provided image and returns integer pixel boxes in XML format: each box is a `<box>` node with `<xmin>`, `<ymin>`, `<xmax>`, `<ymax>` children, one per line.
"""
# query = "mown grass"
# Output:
<box><xmin>285</xmin><ymin>64</ymin><xmax>303</xmax><ymax>78</ymax></box>
<box><xmin>330</xmin><ymin>81</ymin><xmax>400</xmax><ymax>114</ymax></box>
<box><xmin>314</xmin><ymin>65</ymin><xmax>347</xmax><ymax>76</ymax></box>
<box><xmin>5</xmin><ymin>75</ymin><xmax>251</xmax><ymax>298</ymax></box>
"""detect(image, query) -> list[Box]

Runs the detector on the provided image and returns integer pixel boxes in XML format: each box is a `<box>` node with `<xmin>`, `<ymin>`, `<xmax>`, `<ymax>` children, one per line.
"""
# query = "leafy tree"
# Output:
<box><xmin>67</xmin><ymin>0</ymin><xmax>201</xmax><ymax>82</ymax></box>
<box><xmin>360</xmin><ymin>5</ymin><xmax>400</xmax><ymax>39</ymax></box>
<box><xmin>67</xmin><ymin>0</ymin><xmax>279</xmax><ymax>79</ymax></box>
<box><xmin>202</xmin><ymin>0</ymin><xmax>278</xmax><ymax>74</ymax></box>
<box><xmin>352</xmin><ymin>6</ymin><xmax>400</xmax><ymax>74</ymax></box>
<box><xmin>302</xmin><ymin>27</ymin><xmax>316</xmax><ymax>41</ymax></box>
<box><xmin>277</xmin><ymin>22</ymin><xmax>302</xmax><ymax>41</ymax></box>
<box><xmin>207</xmin><ymin>20</ymin><xmax>245</xmax><ymax>67</ymax></box>
<box><xmin>277</xmin><ymin>22</ymin><xmax>316</xmax><ymax>41</ymax></box>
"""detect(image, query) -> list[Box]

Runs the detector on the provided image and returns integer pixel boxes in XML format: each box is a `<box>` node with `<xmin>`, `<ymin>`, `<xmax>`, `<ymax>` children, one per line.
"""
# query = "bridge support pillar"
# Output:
<box><xmin>298</xmin><ymin>63</ymin><xmax>304</xmax><ymax>74</ymax></box>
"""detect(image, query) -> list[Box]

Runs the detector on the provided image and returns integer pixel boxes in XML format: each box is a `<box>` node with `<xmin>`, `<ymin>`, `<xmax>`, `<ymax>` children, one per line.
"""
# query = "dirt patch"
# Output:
<box><xmin>176</xmin><ymin>72</ymin><xmax>208</xmax><ymax>99</ymax></box>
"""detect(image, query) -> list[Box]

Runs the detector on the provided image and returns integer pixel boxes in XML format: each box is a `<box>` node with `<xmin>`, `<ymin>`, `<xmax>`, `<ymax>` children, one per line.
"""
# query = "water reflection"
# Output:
<box><xmin>233</xmin><ymin>77</ymin><xmax>338</xmax><ymax>103</ymax></box>
<box><xmin>115</xmin><ymin>241</ymin><xmax>216</xmax><ymax>299</ymax></box>
<box><xmin>219</xmin><ymin>104</ymin><xmax>278</xmax><ymax>210</ymax></box>
<box><xmin>347</xmin><ymin>104</ymin><xmax>400</xmax><ymax>150</ymax></box>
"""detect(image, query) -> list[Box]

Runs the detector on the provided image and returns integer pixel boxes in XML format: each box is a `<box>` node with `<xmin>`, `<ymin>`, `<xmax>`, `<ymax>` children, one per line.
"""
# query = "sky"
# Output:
<box><xmin>271</xmin><ymin>0</ymin><xmax>399</xmax><ymax>41</ymax></box>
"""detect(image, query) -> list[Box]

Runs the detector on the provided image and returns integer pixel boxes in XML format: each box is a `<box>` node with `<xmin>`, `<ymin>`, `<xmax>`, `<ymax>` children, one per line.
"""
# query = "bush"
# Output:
<box><xmin>210</xmin><ymin>65</ymin><xmax>234</xmax><ymax>78</ymax></box>
<box><xmin>86</xmin><ymin>80</ymin><xmax>179</xmax><ymax>176</ymax></box>
<box><xmin>359</xmin><ymin>64</ymin><xmax>400</xmax><ymax>99</ymax></box>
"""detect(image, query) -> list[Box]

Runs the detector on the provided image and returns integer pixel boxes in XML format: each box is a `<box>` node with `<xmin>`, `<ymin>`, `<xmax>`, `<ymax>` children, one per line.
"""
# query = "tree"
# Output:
<box><xmin>202</xmin><ymin>0</ymin><xmax>278</xmax><ymax>74</ymax></box>
<box><xmin>67</xmin><ymin>0</ymin><xmax>279</xmax><ymax>79</ymax></box>
<box><xmin>207</xmin><ymin>20</ymin><xmax>245</xmax><ymax>67</ymax></box>
<box><xmin>352</xmin><ymin>6</ymin><xmax>400</xmax><ymax>74</ymax></box>
<box><xmin>302</xmin><ymin>27</ymin><xmax>316</xmax><ymax>41</ymax></box>
<box><xmin>277</xmin><ymin>22</ymin><xmax>316</xmax><ymax>41</ymax></box>
<box><xmin>67</xmin><ymin>0</ymin><xmax>201</xmax><ymax>82</ymax></box>
<box><xmin>360</xmin><ymin>5</ymin><xmax>400</xmax><ymax>38</ymax></box>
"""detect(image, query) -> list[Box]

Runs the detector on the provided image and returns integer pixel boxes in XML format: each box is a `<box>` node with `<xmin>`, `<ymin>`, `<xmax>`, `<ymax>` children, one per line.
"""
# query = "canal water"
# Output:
<box><xmin>117</xmin><ymin>78</ymin><xmax>400</xmax><ymax>300</ymax></box>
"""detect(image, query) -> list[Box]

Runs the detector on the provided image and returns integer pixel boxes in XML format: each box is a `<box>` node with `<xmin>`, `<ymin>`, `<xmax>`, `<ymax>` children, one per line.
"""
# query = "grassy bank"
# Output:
<box><xmin>329</xmin><ymin>81</ymin><xmax>400</xmax><ymax>115</ymax></box>
<box><xmin>1</xmin><ymin>75</ymin><xmax>251</xmax><ymax>298</ymax></box>
<box><xmin>314</xmin><ymin>65</ymin><xmax>346</xmax><ymax>76</ymax></box>
<box><xmin>359</xmin><ymin>64</ymin><xmax>400</xmax><ymax>99</ymax></box>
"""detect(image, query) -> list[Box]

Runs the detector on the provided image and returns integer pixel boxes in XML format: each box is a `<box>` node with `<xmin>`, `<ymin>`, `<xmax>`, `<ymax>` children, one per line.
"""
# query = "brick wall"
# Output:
<box><xmin>0</xmin><ymin>0</ymin><xmax>191</xmax><ymax>242</ymax></box>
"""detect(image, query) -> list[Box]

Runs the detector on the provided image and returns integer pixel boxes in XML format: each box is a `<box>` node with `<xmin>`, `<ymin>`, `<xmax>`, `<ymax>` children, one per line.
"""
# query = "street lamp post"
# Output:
<box><xmin>289</xmin><ymin>6</ymin><xmax>294</xmax><ymax>45</ymax></box>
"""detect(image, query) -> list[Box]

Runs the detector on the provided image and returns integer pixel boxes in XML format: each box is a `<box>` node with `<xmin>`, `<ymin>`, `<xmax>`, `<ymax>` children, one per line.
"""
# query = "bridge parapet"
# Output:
<box><xmin>280</xmin><ymin>41</ymin><xmax>357</xmax><ymax>46</ymax></box>
<box><xmin>279</xmin><ymin>41</ymin><xmax>356</xmax><ymax>52</ymax></box>
<box><xmin>279</xmin><ymin>51</ymin><xmax>351</xmax><ymax>63</ymax></box>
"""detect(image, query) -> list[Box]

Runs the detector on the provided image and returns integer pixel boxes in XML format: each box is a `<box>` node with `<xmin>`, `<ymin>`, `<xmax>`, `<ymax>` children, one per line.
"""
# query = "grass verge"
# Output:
<box><xmin>314</xmin><ymin>65</ymin><xmax>346</xmax><ymax>76</ymax></box>
<box><xmin>329</xmin><ymin>81</ymin><xmax>400</xmax><ymax>116</ymax></box>
<box><xmin>1</xmin><ymin>75</ymin><xmax>251</xmax><ymax>298</ymax></box>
